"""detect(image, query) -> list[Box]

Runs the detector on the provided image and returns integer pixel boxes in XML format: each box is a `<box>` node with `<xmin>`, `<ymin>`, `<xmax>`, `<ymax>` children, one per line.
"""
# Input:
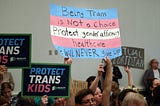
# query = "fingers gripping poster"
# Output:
<box><xmin>50</xmin><ymin>4</ymin><xmax>122</xmax><ymax>59</ymax></box>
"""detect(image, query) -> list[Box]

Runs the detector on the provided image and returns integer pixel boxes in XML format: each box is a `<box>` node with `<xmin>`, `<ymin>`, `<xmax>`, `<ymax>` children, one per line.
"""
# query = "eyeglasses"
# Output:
<box><xmin>81</xmin><ymin>98</ymin><xmax>96</xmax><ymax>105</ymax></box>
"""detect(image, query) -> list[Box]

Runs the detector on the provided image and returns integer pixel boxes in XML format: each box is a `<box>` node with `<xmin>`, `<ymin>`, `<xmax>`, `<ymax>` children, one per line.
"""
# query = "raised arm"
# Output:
<box><xmin>102</xmin><ymin>57</ymin><xmax>112</xmax><ymax>106</ymax></box>
<box><xmin>64</xmin><ymin>58</ymin><xmax>75</xmax><ymax>106</ymax></box>
<box><xmin>89</xmin><ymin>63</ymin><xmax>104</xmax><ymax>93</ymax></box>
<box><xmin>124</xmin><ymin>66</ymin><xmax>133</xmax><ymax>87</ymax></box>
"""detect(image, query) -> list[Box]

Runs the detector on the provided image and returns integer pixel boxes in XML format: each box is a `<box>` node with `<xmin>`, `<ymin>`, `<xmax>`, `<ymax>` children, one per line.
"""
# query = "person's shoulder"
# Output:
<box><xmin>145</xmin><ymin>68</ymin><xmax>153</xmax><ymax>72</ymax></box>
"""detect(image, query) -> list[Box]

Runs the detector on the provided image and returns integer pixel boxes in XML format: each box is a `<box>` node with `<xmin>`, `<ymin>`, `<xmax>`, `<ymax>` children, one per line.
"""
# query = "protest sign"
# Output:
<box><xmin>22</xmin><ymin>63</ymin><xmax>70</xmax><ymax>97</ymax></box>
<box><xmin>111</xmin><ymin>46</ymin><xmax>144</xmax><ymax>69</ymax></box>
<box><xmin>50</xmin><ymin>4</ymin><xmax>122</xmax><ymax>59</ymax></box>
<box><xmin>0</xmin><ymin>34</ymin><xmax>31</xmax><ymax>68</ymax></box>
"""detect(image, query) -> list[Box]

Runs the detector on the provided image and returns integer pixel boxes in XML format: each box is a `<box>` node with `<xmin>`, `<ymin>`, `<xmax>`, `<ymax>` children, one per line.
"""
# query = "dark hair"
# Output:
<box><xmin>75</xmin><ymin>89</ymin><xmax>94</xmax><ymax>104</ymax></box>
<box><xmin>1</xmin><ymin>82</ymin><xmax>12</xmax><ymax>96</ymax></box>
<box><xmin>118</xmin><ymin>89</ymin><xmax>137</xmax><ymax>106</ymax></box>
<box><xmin>1</xmin><ymin>82</ymin><xmax>12</xmax><ymax>90</ymax></box>
<box><xmin>86</xmin><ymin>76</ymin><xmax>102</xmax><ymax>91</ymax></box>
<box><xmin>153</xmin><ymin>85</ymin><xmax>160</xmax><ymax>104</ymax></box>
<box><xmin>86</xmin><ymin>76</ymin><xmax>96</xmax><ymax>88</ymax></box>
<box><xmin>147</xmin><ymin>78</ymin><xmax>158</xmax><ymax>88</ymax></box>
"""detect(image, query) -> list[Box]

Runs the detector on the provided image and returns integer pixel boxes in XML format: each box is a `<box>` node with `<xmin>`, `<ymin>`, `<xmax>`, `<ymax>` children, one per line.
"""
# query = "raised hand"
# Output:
<box><xmin>64</xmin><ymin>58</ymin><xmax>72</xmax><ymax>64</ymax></box>
<box><xmin>98</xmin><ymin>63</ymin><xmax>104</xmax><ymax>77</ymax></box>
<box><xmin>124</xmin><ymin>66</ymin><xmax>131</xmax><ymax>73</ymax></box>
<box><xmin>104</xmin><ymin>57</ymin><xmax>112</xmax><ymax>68</ymax></box>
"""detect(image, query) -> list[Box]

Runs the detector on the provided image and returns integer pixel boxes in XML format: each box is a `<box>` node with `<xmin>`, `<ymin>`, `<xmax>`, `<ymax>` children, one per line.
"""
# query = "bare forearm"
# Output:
<box><xmin>127</xmin><ymin>71</ymin><xmax>133</xmax><ymax>86</ymax></box>
<box><xmin>89</xmin><ymin>75</ymin><xmax>100</xmax><ymax>93</ymax></box>
<box><xmin>103</xmin><ymin>65</ymin><xmax>112</xmax><ymax>89</ymax></box>
<box><xmin>66</xmin><ymin>75</ymin><xmax>75</xmax><ymax>106</ymax></box>
<box><xmin>102</xmin><ymin>62</ymin><xmax>112</xmax><ymax>106</ymax></box>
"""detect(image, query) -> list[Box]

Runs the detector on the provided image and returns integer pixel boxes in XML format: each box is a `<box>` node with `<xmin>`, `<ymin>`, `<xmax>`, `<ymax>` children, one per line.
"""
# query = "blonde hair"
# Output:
<box><xmin>122</xmin><ymin>92</ymin><xmax>148</xmax><ymax>106</ymax></box>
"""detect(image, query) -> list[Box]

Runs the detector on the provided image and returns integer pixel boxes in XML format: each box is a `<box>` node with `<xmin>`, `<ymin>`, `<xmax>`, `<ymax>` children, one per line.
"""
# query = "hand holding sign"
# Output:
<box><xmin>64</xmin><ymin>57</ymin><xmax>72</xmax><ymax>64</ymax></box>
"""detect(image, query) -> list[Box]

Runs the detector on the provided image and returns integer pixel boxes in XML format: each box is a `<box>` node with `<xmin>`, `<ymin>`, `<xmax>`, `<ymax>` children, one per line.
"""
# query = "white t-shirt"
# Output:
<box><xmin>153</xmin><ymin>69</ymin><xmax>160</xmax><ymax>79</ymax></box>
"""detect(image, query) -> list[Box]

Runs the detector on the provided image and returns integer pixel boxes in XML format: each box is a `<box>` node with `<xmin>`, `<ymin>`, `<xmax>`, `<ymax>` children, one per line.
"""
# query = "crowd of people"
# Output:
<box><xmin>0</xmin><ymin>58</ymin><xmax>160</xmax><ymax>106</ymax></box>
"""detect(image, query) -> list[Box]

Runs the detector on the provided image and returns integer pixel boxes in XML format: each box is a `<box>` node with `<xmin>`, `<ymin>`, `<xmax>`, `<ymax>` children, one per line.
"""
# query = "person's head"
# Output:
<box><xmin>148</xmin><ymin>78</ymin><xmax>160</xmax><ymax>91</ymax></box>
<box><xmin>94</xmin><ymin>87</ymin><xmax>102</xmax><ymax>105</ymax></box>
<box><xmin>1</xmin><ymin>82</ymin><xmax>12</xmax><ymax>100</ymax></box>
<box><xmin>0</xmin><ymin>65</ymin><xmax>7</xmax><ymax>73</ymax></box>
<box><xmin>111</xmin><ymin>81</ymin><xmax>121</xmax><ymax>105</ymax></box>
<box><xmin>54</xmin><ymin>98</ymin><xmax>66</xmax><ymax>106</ymax></box>
<box><xmin>152</xmin><ymin>79</ymin><xmax>160</xmax><ymax>88</ymax></box>
<box><xmin>1</xmin><ymin>82</ymin><xmax>12</xmax><ymax>90</ymax></box>
<box><xmin>86</xmin><ymin>76</ymin><xmax>96</xmax><ymax>88</ymax></box>
<box><xmin>75</xmin><ymin>89</ymin><xmax>96</xmax><ymax>106</ymax></box>
<box><xmin>122</xmin><ymin>92</ymin><xmax>147</xmax><ymax>106</ymax></box>
<box><xmin>149</xmin><ymin>59</ymin><xmax>159</xmax><ymax>69</ymax></box>
<box><xmin>118</xmin><ymin>89</ymin><xmax>137</xmax><ymax>106</ymax></box>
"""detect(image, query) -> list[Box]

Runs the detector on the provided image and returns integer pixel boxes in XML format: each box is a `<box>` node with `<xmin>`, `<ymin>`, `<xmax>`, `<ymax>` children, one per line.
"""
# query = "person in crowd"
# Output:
<box><xmin>94</xmin><ymin>87</ymin><xmax>102</xmax><ymax>106</ymax></box>
<box><xmin>122</xmin><ymin>92</ymin><xmax>147</xmax><ymax>106</ymax></box>
<box><xmin>112</xmin><ymin>65</ymin><xmax>122</xmax><ymax>85</ymax></box>
<box><xmin>110</xmin><ymin>81</ymin><xmax>121</xmax><ymax>106</ymax></box>
<box><xmin>118</xmin><ymin>66</ymin><xmax>139</xmax><ymax>106</ymax></box>
<box><xmin>86</xmin><ymin>76</ymin><xmax>102</xmax><ymax>91</ymax></box>
<box><xmin>145</xmin><ymin>78</ymin><xmax>160</xmax><ymax>106</ymax></box>
<box><xmin>152</xmin><ymin>84</ymin><xmax>160</xmax><ymax>106</ymax></box>
<box><xmin>88</xmin><ymin>63</ymin><xmax>104</xmax><ymax>106</ymax></box>
<box><xmin>118</xmin><ymin>89</ymin><xmax>137</xmax><ymax>106</ymax></box>
<box><xmin>1</xmin><ymin>82</ymin><xmax>17</xmax><ymax>106</ymax></box>
<box><xmin>75</xmin><ymin>88</ymin><xmax>96</xmax><ymax>106</ymax></box>
<box><xmin>75</xmin><ymin>57</ymin><xmax>112</xmax><ymax>106</ymax></box>
<box><xmin>54</xmin><ymin>98</ymin><xmax>66</xmax><ymax>106</ymax></box>
<box><xmin>34</xmin><ymin>95</ymin><xmax>54</xmax><ymax>106</ymax></box>
<box><xmin>143</xmin><ymin>59</ymin><xmax>160</xmax><ymax>88</ymax></box>
<box><xmin>0</xmin><ymin>65</ymin><xmax>15</xmax><ymax>90</ymax></box>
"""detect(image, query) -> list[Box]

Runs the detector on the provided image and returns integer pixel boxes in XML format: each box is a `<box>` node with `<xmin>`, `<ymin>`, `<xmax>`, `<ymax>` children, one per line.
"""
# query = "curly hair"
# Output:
<box><xmin>75</xmin><ymin>88</ymin><xmax>94</xmax><ymax>104</ymax></box>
